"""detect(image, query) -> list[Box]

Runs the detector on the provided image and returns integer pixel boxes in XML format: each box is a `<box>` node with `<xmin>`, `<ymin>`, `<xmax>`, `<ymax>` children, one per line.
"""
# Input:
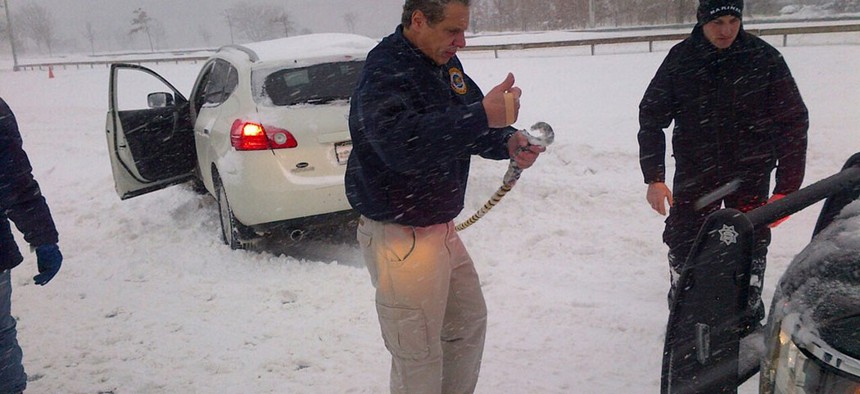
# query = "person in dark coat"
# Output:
<box><xmin>0</xmin><ymin>97</ymin><xmax>63</xmax><ymax>393</ymax></box>
<box><xmin>345</xmin><ymin>0</ymin><xmax>544</xmax><ymax>392</ymax></box>
<box><xmin>638</xmin><ymin>0</ymin><xmax>808</xmax><ymax>327</ymax></box>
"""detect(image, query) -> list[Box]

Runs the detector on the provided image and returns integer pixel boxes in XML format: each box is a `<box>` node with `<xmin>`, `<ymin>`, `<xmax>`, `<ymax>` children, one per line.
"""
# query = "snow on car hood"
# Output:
<box><xmin>776</xmin><ymin>199</ymin><xmax>860</xmax><ymax>359</ymax></box>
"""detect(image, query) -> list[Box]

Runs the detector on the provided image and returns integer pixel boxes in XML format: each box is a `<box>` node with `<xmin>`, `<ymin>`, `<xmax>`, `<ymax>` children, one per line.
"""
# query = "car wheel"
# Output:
<box><xmin>213</xmin><ymin>171</ymin><xmax>245</xmax><ymax>250</ymax></box>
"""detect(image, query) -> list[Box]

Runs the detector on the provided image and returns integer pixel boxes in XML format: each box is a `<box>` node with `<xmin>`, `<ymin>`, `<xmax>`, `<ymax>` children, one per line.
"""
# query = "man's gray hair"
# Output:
<box><xmin>401</xmin><ymin>0</ymin><xmax>470</xmax><ymax>27</ymax></box>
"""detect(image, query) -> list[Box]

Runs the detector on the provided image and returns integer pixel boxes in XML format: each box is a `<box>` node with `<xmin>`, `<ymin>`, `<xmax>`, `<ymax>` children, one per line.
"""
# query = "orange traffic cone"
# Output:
<box><xmin>48</xmin><ymin>66</ymin><xmax>54</xmax><ymax>79</ymax></box>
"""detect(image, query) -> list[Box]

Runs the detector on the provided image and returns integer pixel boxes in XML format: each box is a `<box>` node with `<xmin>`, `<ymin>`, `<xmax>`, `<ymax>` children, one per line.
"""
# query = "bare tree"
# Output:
<box><xmin>470</xmin><ymin>0</ymin><xmax>506</xmax><ymax>31</ymax></box>
<box><xmin>225</xmin><ymin>2</ymin><xmax>289</xmax><ymax>42</ymax></box>
<box><xmin>490</xmin><ymin>0</ymin><xmax>517</xmax><ymax>30</ymax></box>
<box><xmin>83</xmin><ymin>21</ymin><xmax>96</xmax><ymax>55</ymax></box>
<box><xmin>129</xmin><ymin>8</ymin><xmax>155</xmax><ymax>52</ymax></box>
<box><xmin>518</xmin><ymin>0</ymin><xmax>548</xmax><ymax>31</ymax></box>
<box><xmin>15</xmin><ymin>3</ymin><xmax>56</xmax><ymax>56</ymax></box>
<box><xmin>833</xmin><ymin>0</ymin><xmax>860</xmax><ymax>12</ymax></box>
<box><xmin>558</xmin><ymin>0</ymin><xmax>589</xmax><ymax>29</ymax></box>
<box><xmin>271</xmin><ymin>10</ymin><xmax>294</xmax><ymax>37</ymax></box>
<box><xmin>343</xmin><ymin>11</ymin><xmax>358</xmax><ymax>33</ymax></box>
<box><xmin>469</xmin><ymin>1</ymin><xmax>489</xmax><ymax>32</ymax></box>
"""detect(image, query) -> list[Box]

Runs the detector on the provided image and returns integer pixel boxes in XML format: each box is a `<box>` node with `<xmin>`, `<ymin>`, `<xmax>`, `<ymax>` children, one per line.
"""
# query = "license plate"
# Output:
<box><xmin>335</xmin><ymin>141</ymin><xmax>352</xmax><ymax>165</ymax></box>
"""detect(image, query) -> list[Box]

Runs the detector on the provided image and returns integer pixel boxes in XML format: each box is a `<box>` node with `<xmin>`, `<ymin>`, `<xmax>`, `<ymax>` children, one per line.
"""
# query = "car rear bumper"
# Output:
<box><xmin>217</xmin><ymin>153</ymin><xmax>351</xmax><ymax>226</ymax></box>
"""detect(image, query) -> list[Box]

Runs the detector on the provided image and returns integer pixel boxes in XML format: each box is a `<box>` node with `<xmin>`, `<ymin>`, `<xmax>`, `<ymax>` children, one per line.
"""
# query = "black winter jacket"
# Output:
<box><xmin>345</xmin><ymin>25</ymin><xmax>514</xmax><ymax>226</ymax></box>
<box><xmin>638</xmin><ymin>25</ymin><xmax>808</xmax><ymax>200</ymax></box>
<box><xmin>0</xmin><ymin>98</ymin><xmax>59</xmax><ymax>271</ymax></box>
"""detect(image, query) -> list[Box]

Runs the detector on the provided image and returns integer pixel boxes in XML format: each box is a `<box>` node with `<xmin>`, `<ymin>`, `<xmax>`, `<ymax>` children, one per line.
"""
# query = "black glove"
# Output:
<box><xmin>34</xmin><ymin>244</ymin><xmax>62</xmax><ymax>285</ymax></box>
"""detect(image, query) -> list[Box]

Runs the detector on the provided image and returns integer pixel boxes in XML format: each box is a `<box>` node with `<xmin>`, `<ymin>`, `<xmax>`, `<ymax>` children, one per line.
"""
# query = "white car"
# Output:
<box><xmin>105</xmin><ymin>33</ymin><xmax>377</xmax><ymax>249</ymax></box>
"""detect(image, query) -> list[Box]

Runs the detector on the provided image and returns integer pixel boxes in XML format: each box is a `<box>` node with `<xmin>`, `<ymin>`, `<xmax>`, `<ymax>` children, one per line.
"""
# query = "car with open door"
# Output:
<box><xmin>105</xmin><ymin>33</ymin><xmax>377</xmax><ymax>249</ymax></box>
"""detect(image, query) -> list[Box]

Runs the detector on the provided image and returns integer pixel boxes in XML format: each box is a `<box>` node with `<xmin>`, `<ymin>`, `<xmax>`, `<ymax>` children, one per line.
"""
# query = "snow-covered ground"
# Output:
<box><xmin>1</xmin><ymin>32</ymin><xmax>858</xmax><ymax>393</ymax></box>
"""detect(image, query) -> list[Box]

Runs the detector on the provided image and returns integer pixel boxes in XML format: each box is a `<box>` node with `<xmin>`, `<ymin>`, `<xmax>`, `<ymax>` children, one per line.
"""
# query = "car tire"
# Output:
<box><xmin>213</xmin><ymin>171</ymin><xmax>247</xmax><ymax>250</ymax></box>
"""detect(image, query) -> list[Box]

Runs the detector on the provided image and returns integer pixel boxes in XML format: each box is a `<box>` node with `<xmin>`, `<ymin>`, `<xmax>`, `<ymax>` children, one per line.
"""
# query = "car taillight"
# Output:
<box><xmin>267</xmin><ymin>126</ymin><xmax>298</xmax><ymax>149</ymax></box>
<box><xmin>230</xmin><ymin>120</ymin><xmax>267</xmax><ymax>150</ymax></box>
<box><xmin>230</xmin><ymin>120</ymin><xmax>298</xmax><ymax>151</ymax></box>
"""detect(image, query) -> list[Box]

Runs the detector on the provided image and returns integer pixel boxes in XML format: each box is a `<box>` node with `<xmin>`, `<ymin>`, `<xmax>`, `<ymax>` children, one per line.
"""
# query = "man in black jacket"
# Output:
<box><xmin>0</xmin><ymin>97</ymin><xmax>63</xmax><ymax>393</ymax></box>
<box><xmin>345</xmin><ymin>0</ymin><xmax>544</xmax><ymax>392</ymax></box>
<box><xmin>638</xmin><ymin>0</ymin><xmax>808</xmax><ymax>326</ymax></box>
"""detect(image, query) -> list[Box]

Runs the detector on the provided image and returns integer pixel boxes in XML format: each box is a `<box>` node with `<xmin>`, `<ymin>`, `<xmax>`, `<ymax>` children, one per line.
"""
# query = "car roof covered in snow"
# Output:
<box><xmin>218</xmin><ymin>33</ymin><xmax>378</xmax><ymax>66</ymax></box>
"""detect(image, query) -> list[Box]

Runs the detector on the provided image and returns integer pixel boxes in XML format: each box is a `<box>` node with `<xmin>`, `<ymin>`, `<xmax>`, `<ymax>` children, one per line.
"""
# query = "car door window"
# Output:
<box><xmin>202</xmin><ymin>60</ymin><xmax>238</xmax><ymax>106</ymax></box>
<box><xmin>191</xmin><ymin>62</ymin><xmax>215</xmax><ymax>114</ymax></box>
<box><xmin>225</xmin><ymin>64</ymin><xmax>238</xmax><ymax>96</ymax></box>
<box><xmin>203</xmin><ymin>61</ymin><xmax>227</xmax><ymax>105</ymax></box>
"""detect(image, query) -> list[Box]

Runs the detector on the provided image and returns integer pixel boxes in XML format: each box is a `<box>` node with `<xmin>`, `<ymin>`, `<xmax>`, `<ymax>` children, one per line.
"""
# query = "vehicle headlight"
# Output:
<box><xmin>770</xmin><ymin>321</ymin><xmax>860</xmax><ymax>393</ymax></box>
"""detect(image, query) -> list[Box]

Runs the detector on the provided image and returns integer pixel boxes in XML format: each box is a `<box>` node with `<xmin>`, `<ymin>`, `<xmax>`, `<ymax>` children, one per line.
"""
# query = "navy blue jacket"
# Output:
<box><xmin>638</xmin><ymin>25</ymin><xmax>808</xmax><ymax>201</ymax></box>
<box><xmin>0</xmin><ymin>98</ymin><xmax>58</xmax><ymax>271</ymax></box>
<box><xmin>345</xmin><ymin>26</ymin><xmax>514</xmax><ymax>226</ymax></box>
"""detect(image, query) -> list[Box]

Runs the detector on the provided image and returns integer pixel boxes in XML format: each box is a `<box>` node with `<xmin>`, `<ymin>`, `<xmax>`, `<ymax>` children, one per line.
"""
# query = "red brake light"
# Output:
<box><xmin>230</xmin><ymin>120</ymin><xmax>297</xmax><ymax>151</ymax></box>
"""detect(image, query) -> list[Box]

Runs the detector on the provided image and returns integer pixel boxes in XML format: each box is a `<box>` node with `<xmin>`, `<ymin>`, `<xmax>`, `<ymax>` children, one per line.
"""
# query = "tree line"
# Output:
<box><xmin>0</xmin><ymin>2</ymin><xmax>310</xmax><ymax>56</ymax></box>
<box><xmin>469</xmin><ymin>0</ymin><xmax>860</xmax><ymax>31</ymax></box>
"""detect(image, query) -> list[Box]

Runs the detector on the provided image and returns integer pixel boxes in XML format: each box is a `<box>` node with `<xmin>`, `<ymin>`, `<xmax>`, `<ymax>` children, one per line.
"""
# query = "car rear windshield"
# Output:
<box><xmin>255</xmin><ymin>61</ymin><xmax>364</xmax><ymax>106</ymax></box>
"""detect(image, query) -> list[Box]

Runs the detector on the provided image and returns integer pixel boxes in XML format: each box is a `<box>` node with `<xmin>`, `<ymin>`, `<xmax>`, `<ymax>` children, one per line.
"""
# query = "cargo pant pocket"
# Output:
<box><xmin>376</xmin><ymin>303</ymin><xmax>430</xmax><ymax>361</ymax></box>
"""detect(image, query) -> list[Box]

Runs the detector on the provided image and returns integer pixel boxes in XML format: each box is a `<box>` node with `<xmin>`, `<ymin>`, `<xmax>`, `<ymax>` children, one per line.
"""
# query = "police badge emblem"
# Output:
<box><xmin>449</xmin><ymin>67</ymin><xmax>467</xmax><ymax>95</ymax></box>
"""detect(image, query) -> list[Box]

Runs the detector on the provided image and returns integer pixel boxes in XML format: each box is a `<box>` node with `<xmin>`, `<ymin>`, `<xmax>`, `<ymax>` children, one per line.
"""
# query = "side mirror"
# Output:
<box><xmin>147</xmin><ymin>92</ymin><xmax>174</xmax><ymax>108</ymax></box>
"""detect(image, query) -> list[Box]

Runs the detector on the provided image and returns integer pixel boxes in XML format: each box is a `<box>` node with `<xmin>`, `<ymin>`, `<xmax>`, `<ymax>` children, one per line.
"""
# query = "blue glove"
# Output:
<box><xmin>34</xmin><ymin>244</ymin><xmax>62</xmax><ymax>285</ymax></box>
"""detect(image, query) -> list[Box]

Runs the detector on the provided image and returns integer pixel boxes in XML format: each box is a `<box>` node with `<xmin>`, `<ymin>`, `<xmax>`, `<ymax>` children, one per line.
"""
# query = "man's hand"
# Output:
<box><xmin>767</xmin><ymin>193</ymin><xmax>789</xmax><ymax>228</ymax></box>
<box><xmin>483</xmin><ymin>73</ymin><xmax>521</xmax><ymax>128</ymax></box>
<box><xmin>506</xmin><ymin>131</ymin><xmax>545</xmax><ymax>169</ymax></box>
<box><xmin>647</xmin><ymin>182</ymin><xmax>673</xmax><ymax>216</ymax></box>
<box><xmin>34</xmin><ymin>243</ymin><xmax>62</xmax><ymax>285</ymax></box>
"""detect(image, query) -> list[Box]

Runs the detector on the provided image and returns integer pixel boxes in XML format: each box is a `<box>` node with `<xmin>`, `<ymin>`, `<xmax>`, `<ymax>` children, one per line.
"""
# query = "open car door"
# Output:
<box><xmin>105</xmin><ymin>63</ymin><xmax>196</xmax><ymax>200</ymax></box>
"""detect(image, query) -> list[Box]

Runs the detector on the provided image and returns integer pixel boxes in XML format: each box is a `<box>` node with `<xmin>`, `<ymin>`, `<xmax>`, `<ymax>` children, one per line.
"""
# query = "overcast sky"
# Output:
<box><xmin>19</xmin><ymin>0</ymin><xmax>405</xmax><ymax>52</ymax></box>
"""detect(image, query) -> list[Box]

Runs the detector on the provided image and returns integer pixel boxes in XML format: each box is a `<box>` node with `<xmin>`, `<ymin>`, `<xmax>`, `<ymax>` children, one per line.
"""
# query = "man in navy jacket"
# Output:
<box><xmin>638</xmin><ymin>0</ymin><xmax>808</xmax><ymax>329</ymax></box>
<box><xmin>0</xmin><ymin>97</ymin><xmax>63</xmax><ymax>393</ymax></box>
<box><xmin>345</xmin><ymin>1</ymin><xmax>544</xmax><ymax>392</ymax></box>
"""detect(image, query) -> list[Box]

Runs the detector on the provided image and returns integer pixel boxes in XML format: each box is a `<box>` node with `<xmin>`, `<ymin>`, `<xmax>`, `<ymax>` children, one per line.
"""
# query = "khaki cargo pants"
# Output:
<box><xmin>357</xmin><ymin>216</ymin><xmax>488</xmax><ymax>394</ymax></box>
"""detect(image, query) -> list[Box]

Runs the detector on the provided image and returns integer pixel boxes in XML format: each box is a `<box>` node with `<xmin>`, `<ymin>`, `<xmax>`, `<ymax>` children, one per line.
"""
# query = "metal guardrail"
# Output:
<box><xmin>15</xmin><ymin>22</ymin><xmax>860</xmax><ymax>70</ymax></box>
<box><xmin>16</xmin><ymin>55</ymin><xmax>211</xmax><ymax>71</ymax></box>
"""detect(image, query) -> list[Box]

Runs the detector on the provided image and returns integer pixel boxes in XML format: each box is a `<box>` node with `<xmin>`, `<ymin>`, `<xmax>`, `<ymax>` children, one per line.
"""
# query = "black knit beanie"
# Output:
<box><xmin>697</xmin><ymin>0</ymin><xmax>743</xmax><ymax>25</ymax></box>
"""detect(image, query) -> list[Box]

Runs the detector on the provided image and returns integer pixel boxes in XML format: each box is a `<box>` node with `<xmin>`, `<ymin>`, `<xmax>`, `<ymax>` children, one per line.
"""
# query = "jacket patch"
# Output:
<box><xmin>449</xmin><ymin>67</ymin><xmax>467</xmax><ymax>95</ymax></box>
